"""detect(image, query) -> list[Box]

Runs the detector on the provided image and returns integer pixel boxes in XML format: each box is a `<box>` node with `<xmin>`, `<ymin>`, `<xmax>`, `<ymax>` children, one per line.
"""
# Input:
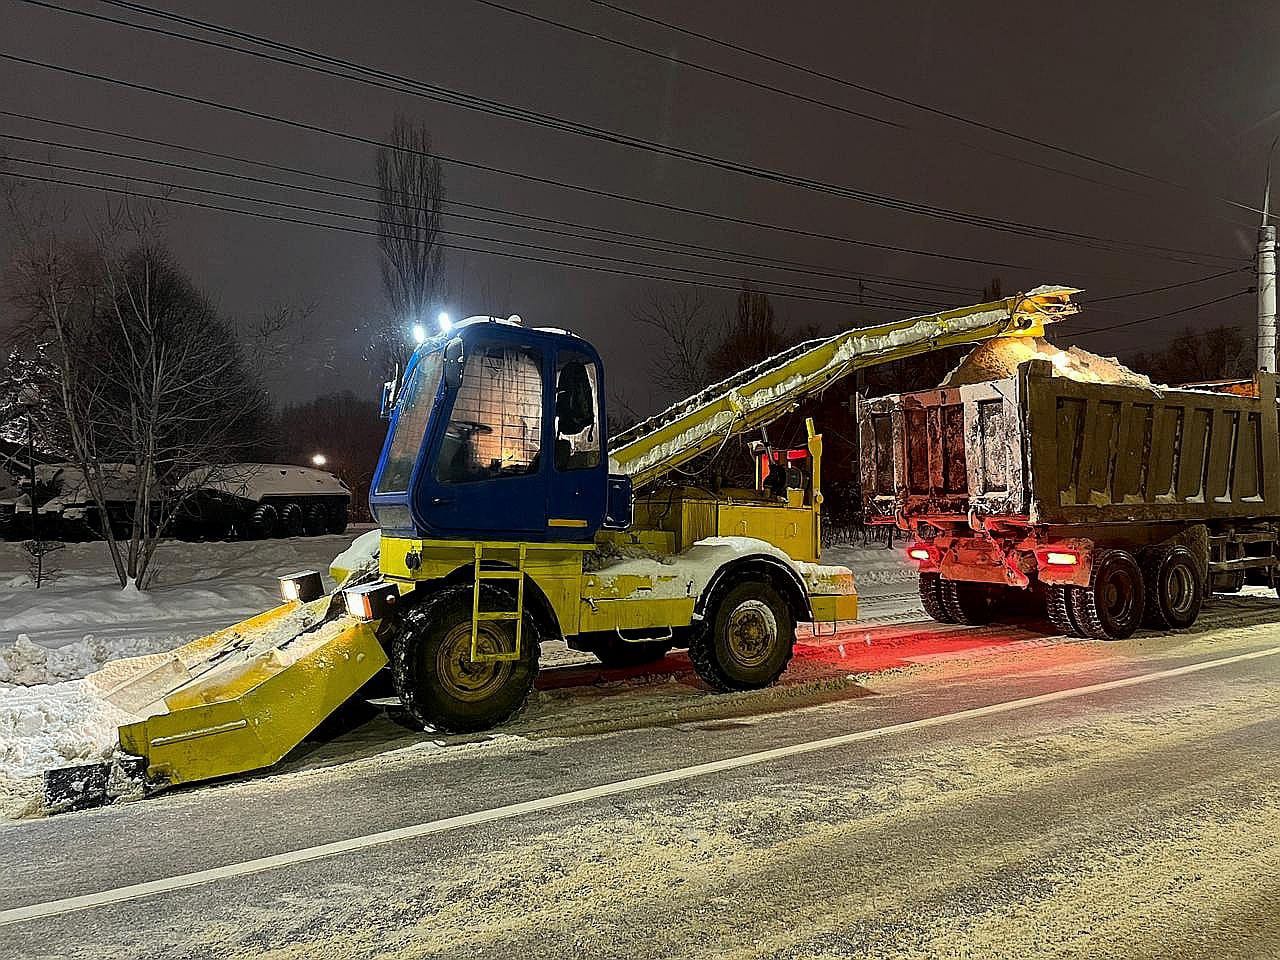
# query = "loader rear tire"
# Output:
<box><xmin>689</xmin><ymin>579</ymin><xmax>794</xmax><ymax>691</ymax></box>
<box><xmin>1046</xmin><ymin>584</ymin><xmax>1086</xmax><ymax>637</ymax></box>
<box><xmin>942</xmin><ymin>580</ymin><xmax>999</xmax><ymax>625</ymax></box>
<box><xmin>1069</xmin><ymin>548</ymin><xmax>1144</xmax><ymax>641</ymax></box>
<box><xmin>279</xmin><ymin>502</ymin><xmax>306</xmax><ymax>538</ymax></box>
<box><xmin>390</xmin><ymin>585</ymin><xmax>539</xmax><ymax>733</ymax></box>
<box><xmin>919</xmin><ymin>573</ymin><xmax>956</xmax><ymax>624</ymax></box>
<box><xmin>1142</xmin><ymin>545</ymin><xmax>1203</xmax><ymax>630</ymax></box>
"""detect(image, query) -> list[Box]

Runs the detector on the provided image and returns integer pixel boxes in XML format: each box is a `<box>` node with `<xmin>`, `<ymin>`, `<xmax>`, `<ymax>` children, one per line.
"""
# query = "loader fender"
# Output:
<box><xmin>694</xmin><ymin>554</ymin><xmax>812</xmax><ymax>625</ymax></box>
<box><xmin>426</xmin><ymin>563</ymin><xmax>565</xmax><ymax>642</ymax></box>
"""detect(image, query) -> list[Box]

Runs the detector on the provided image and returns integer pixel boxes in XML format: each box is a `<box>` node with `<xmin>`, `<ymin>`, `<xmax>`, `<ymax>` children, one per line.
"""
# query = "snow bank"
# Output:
<box><xmin>0</xmin><ymin>679</ymin><xmax>138</xmax><ymax>818</ymax></box>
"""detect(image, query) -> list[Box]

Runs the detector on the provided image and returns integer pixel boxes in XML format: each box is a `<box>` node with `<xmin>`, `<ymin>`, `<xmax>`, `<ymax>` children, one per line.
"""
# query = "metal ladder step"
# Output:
<box><xmin>470</xmin><ymin>544</ymin><xmax>527</xmax><ymax>663</ymax></box>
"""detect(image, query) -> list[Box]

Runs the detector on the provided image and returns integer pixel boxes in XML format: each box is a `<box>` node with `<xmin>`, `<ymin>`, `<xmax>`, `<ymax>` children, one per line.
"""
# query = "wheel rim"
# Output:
<box><xmin>725</xmin><ymin>600</ymin><xmax>778</xmax><ymax>668</ymax></box>
<box><xmin>1101</xmin><ymin>566</ymin><xmax>1137</xmax><ymax>624</ymax></box>
<box><xmin>435</xmin><ymin>622</ymin><xmax>513</xmax><ymax>702</ymax></box>
<box><xmin>1166</xmin><ymin>564</ymin><xmax>1195</xmax><ymax>617</ymax></box>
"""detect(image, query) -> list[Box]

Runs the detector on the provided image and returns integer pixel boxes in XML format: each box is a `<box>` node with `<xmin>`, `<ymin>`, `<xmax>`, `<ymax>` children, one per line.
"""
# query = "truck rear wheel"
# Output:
<box><xmin>303</xmin><ymin>502</ymin><xmax>328</xmax><ymax>536</ymax></box>
<box><xmin>689</xmin><ymin>580</ymin><xmax>794</xmax><ymax>691</ymax></box>
<box><xmin>390</xmin><ymin>585</ymin><xmax>539</xmax><ymax>733</ymax></box>
<box><xmin>1142</xmin><ymin>545</ymin><xmax>1203</xmax><ymax>630</ymax></box>
<box><xmin>919</xmin><ymin>573</ymin><xmax>956</xmax><ymax>624</ymax></box>
<box><xmin>1070</xmin><ymin>549</ymin><xmax>1145</xmax><ymax>640</ymax></box>
<box><xmin>942</xmin><ymin>580</ymin><xmax>999</xmax><ymax>625</ymax></box>
<box><xmin>1046</xmin><ymin>584</ymin><xmax>1086</xmax><ymax>637</ymax></box>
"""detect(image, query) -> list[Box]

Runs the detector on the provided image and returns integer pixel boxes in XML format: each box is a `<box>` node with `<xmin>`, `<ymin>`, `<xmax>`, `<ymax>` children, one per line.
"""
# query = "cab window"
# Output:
<box><xmin>376</xmin><ymin>350</ymin><xmax>444</xmax><ymax>494</ymax></box>
<box><xmin>437</xmin><ymin>345</ymin><xmax>544</xmax><ymax>483</ymax></box>
<box><xmin>554</xmin><ymin>351</ymin><xmax>601</xmax><ymax>471</ymax></box>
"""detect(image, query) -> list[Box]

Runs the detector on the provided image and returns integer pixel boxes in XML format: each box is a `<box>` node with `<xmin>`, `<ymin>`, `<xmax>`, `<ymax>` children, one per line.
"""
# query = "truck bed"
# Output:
<box><xmin>861</xmin><ymin>361</ymin><xmax>1280</xmax><ymax>527</ymax></box>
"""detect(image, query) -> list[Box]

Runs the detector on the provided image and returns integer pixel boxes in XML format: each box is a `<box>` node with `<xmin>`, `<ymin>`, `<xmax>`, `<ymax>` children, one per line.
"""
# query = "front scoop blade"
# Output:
<box><xmin>88</xmin><ymin>600</ymin><xmax>388</xmax><ymax>788</ymax></box>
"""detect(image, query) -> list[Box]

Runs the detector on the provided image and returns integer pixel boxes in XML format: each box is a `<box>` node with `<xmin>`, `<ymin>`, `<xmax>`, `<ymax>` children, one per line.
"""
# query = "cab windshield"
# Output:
<box><xmin>376</xmin><ymin>350</ymin><xmax>444</xmax><ymax>493</ymax></box>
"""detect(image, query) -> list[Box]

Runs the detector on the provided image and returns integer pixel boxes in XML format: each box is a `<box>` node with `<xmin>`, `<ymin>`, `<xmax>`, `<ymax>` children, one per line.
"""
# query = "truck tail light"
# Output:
<box><xmin>907</xmin><ymin>543</ymin><xmax>938</xmax><ymax>564</ymax></box>
<box><xmin>1045</xmin><ymin>551</ymin><xmax>1079</xmax><ymax>566</ymax></box>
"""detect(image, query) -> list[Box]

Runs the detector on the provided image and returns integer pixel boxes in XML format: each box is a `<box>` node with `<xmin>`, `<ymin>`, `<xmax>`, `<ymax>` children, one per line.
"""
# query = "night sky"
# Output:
<box><xmin>3</xmin><ymin>0</ymin><xmax>1278</xmax><ymax>411</ymax></box>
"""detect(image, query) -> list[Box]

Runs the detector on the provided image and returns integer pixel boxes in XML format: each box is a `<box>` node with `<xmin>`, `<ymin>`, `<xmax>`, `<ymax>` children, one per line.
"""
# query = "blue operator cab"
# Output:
<box><xmin>369</xmin><ymin>316</ymin><xmax>632</xmax><ymax>543</ymax></box>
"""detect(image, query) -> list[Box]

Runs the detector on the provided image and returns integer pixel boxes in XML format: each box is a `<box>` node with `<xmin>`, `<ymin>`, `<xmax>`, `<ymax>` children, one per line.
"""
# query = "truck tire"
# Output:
<box><xmin>1046</xmin><ymin>584</ymin><xmax>1086</xmax><ymax>637</ymax></box>
<box><xmin>391</xmin><ymin>584</ymin><xmax>540</xmax><ymax>733</ymax></box>
<box><xmin>303</xmin><ymin>502</ymin><xmax>328</xmax><ymax>537</ymax></box>
<box><xmin>1069</xmin><ymin>549</ymin><xmax>1145</xmax><ymax>640</ymax></box>
<box><xmin>245</xmin><ymin>503</ymin><xmax>277</xmax><ymax>539</ymax></box>
<box><xmin>942</xmin><ymin>580</ymin><xmax>998</xmax><ymax>625</ymax></box>
<box><xmin>689</xmin><ymin>579</ymin><xmax>794</xmax><ymax>691</ymax></box>
<box><xmin>1142</xmin><ymin>545</ymin><xmax>1203</xmax><ymax>630</ymax></box>
<box><xmin>919</xmin><ymin>573</ymin><xmax>956</xmax><ymax>624</ymax></box>
<box><xmin>327</xmin><ymin>503</ymin><xmax>350</xmax><ymax>535</ymax></box>
<box><xmin>279</xmin><ymin>502</ymin><xmax>306</xmax><ymax>538</ymax></box>
<box><xmin>592</xmin><ymin>637</ymin><xmax>673</xmax><ymax>668</ymax></box>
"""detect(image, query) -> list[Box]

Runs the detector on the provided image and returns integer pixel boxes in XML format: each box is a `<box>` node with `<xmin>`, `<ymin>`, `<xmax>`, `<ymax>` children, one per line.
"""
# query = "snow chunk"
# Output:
<box><xmin>943</xmin><ymin>337</ymin><xmax>1156</xmax><ymax>389</ymax></box>
<box><xmin>0</xmin><ymin>679</ymin><xmax>137</xmax><ymax>818</ymax></box>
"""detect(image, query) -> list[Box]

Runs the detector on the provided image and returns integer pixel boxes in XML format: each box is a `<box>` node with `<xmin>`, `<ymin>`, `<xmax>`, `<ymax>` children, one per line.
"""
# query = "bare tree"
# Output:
<box><xmin>632</xmin><ymin>288</ymin><xmax>720</xmax><ymax>398</ymax></box>
<box><xmin>374</xmin><ymin>115</ymin><xmax>445</xmax><ymax>372</ymax></box>
<box><xmin>5</xmin><ymin>195</ymin><xmax>268</xmax><ymax>588</ymax></box>
<box><xmin>1130</xmin><ymin>324</ymin><xmax>1254</xmax><ymax>385</ymax></box>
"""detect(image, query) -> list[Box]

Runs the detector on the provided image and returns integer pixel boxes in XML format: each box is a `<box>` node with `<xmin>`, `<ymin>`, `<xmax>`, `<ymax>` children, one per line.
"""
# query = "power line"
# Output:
<box><xmin>0</xmin><ymin>123</ymin><xmax>978</xmax><ymax>299</ymax></box>
<box><xmin>0</xmin><ymin>167</ymin><xmax>954</xmax><ymax>311</ymax></box>
<box><xmin>577</xmin><ymin>0</ymin><xmax>1265</xmax><ymax>221</ymax></box>
<box><xmin>1070</xmin><ymin>289</ymin><xmax>1253</xmax><ymax>337</ymax></box>
<box><xmin>12</xmin><ymin>0</ymin><xmax>1243</xmax><ymax>266</ymax></box>
<box><xmin>1087</xmin><ymin>269</ymin><xmax>1249</xmax><ymax>302</ymax></box>
<box><xmin>0</xmin><ymin>54</ymin><xmax>1166</xmax><ymax>282</ymax></box>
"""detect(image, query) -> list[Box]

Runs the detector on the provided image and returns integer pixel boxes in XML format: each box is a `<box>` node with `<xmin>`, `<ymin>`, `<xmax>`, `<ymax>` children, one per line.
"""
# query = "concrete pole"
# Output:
<box><xmin>1259</xmin><ymin>224</ymin><xmax>1277</xmax><ymax>373</ymax></box>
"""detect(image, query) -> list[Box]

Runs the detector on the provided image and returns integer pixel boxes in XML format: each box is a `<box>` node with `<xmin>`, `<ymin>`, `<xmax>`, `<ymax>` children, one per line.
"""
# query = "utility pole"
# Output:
<box><xmin>1259</xmin><ymin>136</ymin><xmax>1279</xmax><ymax>373</ymax></box>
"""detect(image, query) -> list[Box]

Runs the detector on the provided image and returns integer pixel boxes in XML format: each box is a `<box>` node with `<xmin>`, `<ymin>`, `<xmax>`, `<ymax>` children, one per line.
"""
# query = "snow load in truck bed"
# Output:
<box><xmin>941</xmin><ymin>337</ymin><xmax>1155</xmax><ymax>389</ymax></box>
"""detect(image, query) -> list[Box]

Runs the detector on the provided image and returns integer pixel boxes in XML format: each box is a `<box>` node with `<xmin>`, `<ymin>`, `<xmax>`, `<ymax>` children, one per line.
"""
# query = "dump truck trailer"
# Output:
<box><xmin>47</xmin><ymin>287</ymin><xmax>1080</xmax><ymax>808</ymax></box>
<box><xmin>861</xmin><ymin>358</ymin><xmax>1280</xmax><ymax>639</ymax></box>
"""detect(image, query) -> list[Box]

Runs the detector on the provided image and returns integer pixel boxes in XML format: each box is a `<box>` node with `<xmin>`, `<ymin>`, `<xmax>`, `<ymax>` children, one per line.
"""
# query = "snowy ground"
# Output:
<box><xmin>0</xmin><ymin>534</ymin><xmax>913</xmax><ymax>819</ymax></box>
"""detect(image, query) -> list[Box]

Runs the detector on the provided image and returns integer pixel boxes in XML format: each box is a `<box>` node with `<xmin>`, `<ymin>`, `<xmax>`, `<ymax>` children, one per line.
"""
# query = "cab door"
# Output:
<box><xmin>546</xmin><ymin>347</ymin><xmax>607</xmax><ymax>540</ymax></box>
<box><xmin>417</xmin><ymin>340</ymin><xmax>550</xmax><ymax>538</ymax></box>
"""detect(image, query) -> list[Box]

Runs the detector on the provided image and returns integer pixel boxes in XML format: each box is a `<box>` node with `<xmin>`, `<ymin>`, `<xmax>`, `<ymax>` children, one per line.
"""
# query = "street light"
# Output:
<box><xmin>311</xmin><ymin>453</ymin><xmax>327</xmax><ymax>467</ymax></box>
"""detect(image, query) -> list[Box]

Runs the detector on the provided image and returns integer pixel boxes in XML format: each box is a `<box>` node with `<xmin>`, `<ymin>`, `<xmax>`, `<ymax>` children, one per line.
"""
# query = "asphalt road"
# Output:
<box><xmin>3</xmin><ymin>596</ymin><xmax>1280</xmax><ymax>959</ymax></box>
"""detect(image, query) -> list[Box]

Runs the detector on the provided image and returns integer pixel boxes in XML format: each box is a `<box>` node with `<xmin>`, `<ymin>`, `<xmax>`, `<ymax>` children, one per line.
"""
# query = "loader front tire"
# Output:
<box><xmin>689</xmin><ymin>579</ymin><xmax>794</xmax><ymax>691</ymax></box>
<box><xmin>390</xmin><ymin>585</ymin><xmax>539</xmax><ymax>733</ymax></box>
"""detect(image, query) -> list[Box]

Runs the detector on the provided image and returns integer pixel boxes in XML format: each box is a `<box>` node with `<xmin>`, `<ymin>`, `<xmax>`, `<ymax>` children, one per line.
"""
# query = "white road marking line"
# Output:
<box><xmin>4</xmin><ymin>643</ymin><xmax>1279</xmax><ymax>927</ymax></box>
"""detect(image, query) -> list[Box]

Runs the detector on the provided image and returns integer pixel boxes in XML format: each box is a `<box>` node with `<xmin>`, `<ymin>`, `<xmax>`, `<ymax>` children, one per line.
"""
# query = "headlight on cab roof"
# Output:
<box><xmin>278</xmin><ymin>570</ymin><xmax>324</xmax><ymax>603</ymax></box>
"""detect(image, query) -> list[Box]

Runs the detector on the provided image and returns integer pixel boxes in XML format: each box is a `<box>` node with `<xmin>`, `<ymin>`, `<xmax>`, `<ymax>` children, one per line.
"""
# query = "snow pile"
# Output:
<box><xmin>0</xmin><ymin>632</ymin><xmax>177</xmax><ymax>686</ymax></box>
<box><xmin>330</xmin><ymin>528</ymin><xmax>380</xmax><ymax>584</ymax></box>
<box><xmin>942</xmin><ymin>337</ymin><xmax>1155</xmax><ymax>389</ymax></box>
<box><xmin>0</xmin><ymin>679</ymin><xmax>137</xmax><ymax>818</ymax></box>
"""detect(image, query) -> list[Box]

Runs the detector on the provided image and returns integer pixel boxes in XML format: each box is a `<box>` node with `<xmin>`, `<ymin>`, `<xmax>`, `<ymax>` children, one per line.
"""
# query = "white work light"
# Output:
<box><xmin>412</xmin><ymin>323</ymin><xmax>427</xmax><ymax>344</ymax></box>
<box><xmin>438</xmin><ymin>311</ymin><xmax>452</xmax><ymax>333</ymax></box>
<box><xmin>278</xmin><ymin>570</ymin><xmax>324</xmax><ymax>604</ymax></box>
